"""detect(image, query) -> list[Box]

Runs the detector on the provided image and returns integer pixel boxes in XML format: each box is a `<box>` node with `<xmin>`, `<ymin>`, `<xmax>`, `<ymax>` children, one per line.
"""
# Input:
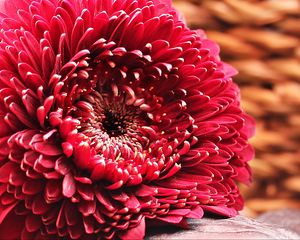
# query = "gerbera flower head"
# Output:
<box><xmin>0</xmin><ymin>0</ymin><xmax>255</xmax><ymax>239</ymax></box>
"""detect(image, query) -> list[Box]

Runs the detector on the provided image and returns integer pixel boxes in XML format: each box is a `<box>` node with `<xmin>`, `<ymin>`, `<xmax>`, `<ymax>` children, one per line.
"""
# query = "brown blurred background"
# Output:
<box><xmin>173</xmin><ymin>0</ymin><xmax>300</xmax><ymax>217</ymax></box>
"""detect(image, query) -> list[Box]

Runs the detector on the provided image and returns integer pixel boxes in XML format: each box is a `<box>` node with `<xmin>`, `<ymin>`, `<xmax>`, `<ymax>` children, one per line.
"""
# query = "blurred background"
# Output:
<box><xmin>173</xmin><ymin>0</ymin><xmax>300</xmax><ymax>217</ymax></box>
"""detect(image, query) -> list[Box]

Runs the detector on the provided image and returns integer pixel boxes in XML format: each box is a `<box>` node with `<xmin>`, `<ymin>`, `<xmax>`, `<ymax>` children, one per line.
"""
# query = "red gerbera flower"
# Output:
<box><xmin>0</xmin><ymin>0</ymin><xmax>255</xmax><ymax>239</ymax></box>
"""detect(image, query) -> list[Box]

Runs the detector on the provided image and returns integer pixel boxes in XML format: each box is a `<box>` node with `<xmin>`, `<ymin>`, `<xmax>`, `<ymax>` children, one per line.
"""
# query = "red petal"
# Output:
<box><xmin>23</xmin><ymin>150</ymin><xmax>39</xmax><ymax>167</ymax></box>
<box><xmin>202</xmin><ymin>205</ymin><xmax>238</xmax><ymax>217</ymax></box>
<box><xmin>95</xmin><ymin>190</ymin><xmax>116</xmax><ymax>212</ymax></box>
<box><xmin>0</xmin><ymin>136</ymin><xmax>10</xmax><ymax>155</ymax></box>
<box><xmin>0</xmin><ymin>201</ymin><xmax>18</xmax><ymax>224</ymax></box>
<box><xmin>157</xmin><ymin>215</ymin><xmax>183</xmax><ymax>224</ymax></box>
<box><xmin>93</xmin><ymin>209</ymin><xmax>105</xmax><ymax>224</ymax></box>
<box><xmin>159</xmin><ymin>163</ymin><xmax>181</xmax><ymax>180</ymax></box>
<box><xmin>1</xmin><ymin>192</ymin><xmax>16</xmax><ymax>205</ymax></box>
<box><xmin>73</xmin><ymin>142</ymin><xmax>91</xmax><ymax>169</ymax></box>
<box><xmin>64</xmin><ymin>202</ymin><xmax>79</xmax><ymax>226</ymax></box>
<box><xmin>168</xmin><ymin>208</ymin><xmax>191</xmax><ymax>216</ymax></box>
<box><xmin>25</xmin><ymin>214</ymin><xmax>41</xmax><ymax>232</ymax></box>
<box><xmin>32</xmin><ymin>195</ymin><xmax>49</xmax><ymax>215</ymax></box>
<box><xmin>22</xmin><ymin>179</ymin><xmax>43</xmax><ymax>195</ymax></box>
<box><xmin>54</xmin><ymin>157</ymin><xmax>71</xmax><ymax>175</ymax></box>
<box><xmin>0</xmin><ymin>162</ymin><xmax>16</xmax><ymax>183</ymax></box>
<box><xmin>83</xmin><ymin>216</ymin><xmax>94</xmax><ymax>234</ymax></box>
<box><xmin>21</xmin><ymin>228</ymin><xmax>38</xmax><ymax>240</ymax></box>
<box><xmin>68</xmin><ymin>224</ymin><xmax>84</xmax><ymax>239</ymax></box>
<box><xmin>59</xmin><ymin>118</ymin><xmax>79</xmax><ymax>139</ymax></box>
<box><xmin>186</xmin><ymin>206</ymin><xmax>204</xmax><ymax>219</ymax></box>
<box><xmin>78</xmin><ymin>200</ymin><xmax>96</xmax><ymax>216</ymax></box>
<box><xmin>125</xmin><ymin>194</ymin><xmax>140</xmax><ymax>209</ymax></box>
<box><xmin>43</xmin><ymin>171</ymin><xmax>61</xmax><ymax>179</ymax></box>
<box><xmin>61</xmin><ymin>142</ymin><xmax>73</xmax><ymax>157</ymax></box>
<box><xmin>0</xmin><ymin>184</ymin><xmax>6</xmax><ymax>195</ymax></box>
<box><xmin>74</xmin><ymin>176</ymin><xmax>92</xmax><ymax>184</ymax></box>
<box><xmin>32</xmin><ymin>141</ymin><xmax>63</xmax><ymax>156</ymax></box>
<box><xmin>77</xmin><ymin>184</ymin><xmax>94</xmax><ymax>201</ymax></box>
<box><xmin>62</xmin><ymin>174</ymin><xmax>76</xmax><ymax>198</ymax></box>
<box><xmin>0</xmin><ymin>210</ymin><xmax>25</xmax><ymax>239</ymax></box>
<box><xmin>36</xmin><ymin>155</ymin><xmax>55</xmax><ymax>169</ymax></box>
<box><xmin>90</xmin><ymin>161</ymin><xmax>106</xmax><ymax>181</ymax></box>
<box><xmin>105</xmin><ymin>180</ymin><xmax>124</xmax><ymax>190</ymax></box>
<box><xmin>135</xmin><ymin>185</ymin><xmax>157</xmax><ymax>197</ymax></box>
<box><xmin>8</xmin><ymin>102</ymin><xmax>36</xmax><ymax>128</ymax></box>
<box><xmin>119</xmin><ymin>217</ymin><xmax>145</xmax><ymax>240</ymax></box>
<box><xmin>56</xmin><ymin>202</ymin><xmax>66</xmax><ymax>229</ymax></box>
<box><xmin>234</xmin><ymin>165</ymin><xmax>252</xmax><ymax>185</ymax></box>
<box><xmin>0</xmin><ymin>116</ymin><xmax>13</xmax><ymax>137</ymax></box>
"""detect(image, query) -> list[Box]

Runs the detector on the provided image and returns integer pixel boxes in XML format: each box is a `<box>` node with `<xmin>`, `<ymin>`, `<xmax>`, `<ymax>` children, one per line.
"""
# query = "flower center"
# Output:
<box><xmin>102</xmin><ymin>110</ymin><xmax>128</xmax><ymax>137</ymax></box>
<box><xmin>74</xmin><ymin>89</ymin><xmax>142</xmax><ymax>150</ymax></box>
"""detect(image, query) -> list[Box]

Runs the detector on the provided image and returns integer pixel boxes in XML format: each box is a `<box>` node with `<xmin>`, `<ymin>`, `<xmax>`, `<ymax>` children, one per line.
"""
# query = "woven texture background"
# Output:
<box><xmin>174</xmin><ymin>0</ymin><xmax>300</xmax><ymax>217</ymax></box>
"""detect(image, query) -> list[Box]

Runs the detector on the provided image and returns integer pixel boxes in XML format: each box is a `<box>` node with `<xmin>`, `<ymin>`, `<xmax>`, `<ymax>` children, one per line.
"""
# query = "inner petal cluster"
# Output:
<box><xmin>50</xmin><ymin>43</ymin><xmax>180</xmax><ymax>188</ymax></box>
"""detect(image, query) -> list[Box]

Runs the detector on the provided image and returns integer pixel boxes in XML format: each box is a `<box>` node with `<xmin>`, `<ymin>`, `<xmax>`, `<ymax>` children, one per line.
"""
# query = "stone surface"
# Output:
<box><xmin>257</xmin><ymin>209</ymin><xmax>300</xmax><ymax>235</ymax></box>
<box><xmin>146</xmin><ymin>215</ymin><xmax>300</xmax><ymax>239</ymax></box>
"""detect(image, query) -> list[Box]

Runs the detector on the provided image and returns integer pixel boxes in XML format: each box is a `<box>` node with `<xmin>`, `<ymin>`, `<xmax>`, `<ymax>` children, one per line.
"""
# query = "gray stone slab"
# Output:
<box><xmin>257</xmin><ymin>209</ymin><xmax>300</xmax><ymax>235</ymax></box>
<box><xmin>147</xmin><ymin>215</ymin><xmax>300</xmax><ymax>239</ymax></box>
